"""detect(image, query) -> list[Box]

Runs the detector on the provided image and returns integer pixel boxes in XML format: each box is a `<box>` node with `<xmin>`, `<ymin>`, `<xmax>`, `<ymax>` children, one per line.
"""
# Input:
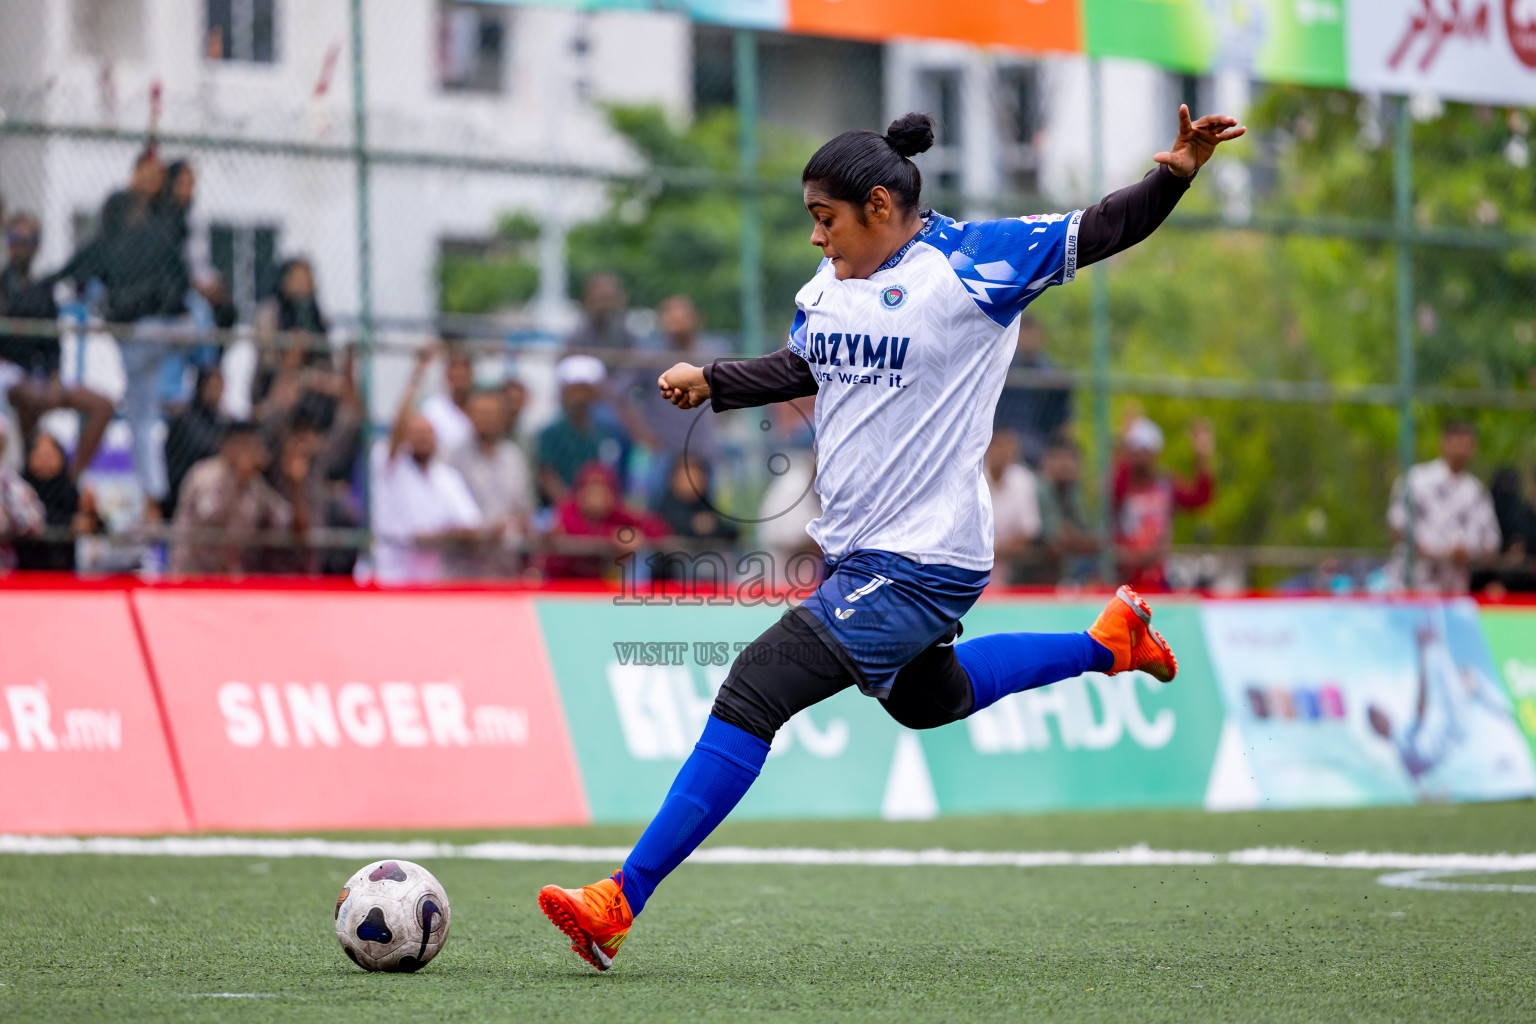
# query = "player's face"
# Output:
<box><xmin>804</xmin><ymin>186</ymin><xmax>882</xmax><ymax>281</ymax></box>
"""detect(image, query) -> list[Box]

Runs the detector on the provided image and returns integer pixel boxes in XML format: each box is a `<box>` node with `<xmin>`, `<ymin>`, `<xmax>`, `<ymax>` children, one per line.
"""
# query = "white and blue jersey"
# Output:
<box><xmin>788</xmin><ymin>209</ymin><xmax>1082</xmax><ymax>572</ymax></box>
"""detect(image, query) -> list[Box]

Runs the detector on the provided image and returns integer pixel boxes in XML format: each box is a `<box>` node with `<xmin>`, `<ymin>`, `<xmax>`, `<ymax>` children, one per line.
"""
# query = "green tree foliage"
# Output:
<box><xmin>437</xmin><ymin>105</ymin><xmax>821</xmax><ymax>339</ymax></box>
<box><xmin>439</xmin><ymin>92</ymin><xmax>1534</xmax><ymax>565</ymax></box>
<box><xmin>1040</xmin><ymin>89</ymin><xmax>1536</xmax><ymax>560</ymax></box>
<box><xmin>435</xmin><ymin>211</ymin><xmax>541</xmax><ymax>313</ymax></box>
<box><xmin>563</xmin><ymin>105</ymin><xmax>821</xmax><ymax>338</ymax></box>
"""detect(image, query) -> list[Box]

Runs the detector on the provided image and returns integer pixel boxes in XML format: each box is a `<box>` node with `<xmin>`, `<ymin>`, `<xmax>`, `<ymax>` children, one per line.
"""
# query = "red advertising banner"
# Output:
<box><xmin>132</xmin><ymin>591</ymin><xmax>589</xmax><ymax>832</ymax></box>
<box><xmin>0</xmin><ymin>592</ymin><xmax>190</xmax><ymax>834</ymax></box>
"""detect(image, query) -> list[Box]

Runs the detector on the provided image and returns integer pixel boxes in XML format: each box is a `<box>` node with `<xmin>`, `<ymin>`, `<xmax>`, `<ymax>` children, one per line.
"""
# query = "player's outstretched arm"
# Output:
<box><xmin>1078</xmin><ymin>104</ymin><xmax>1245</xmax><ymax>268</ymax></box>
<box><xmin>659</xmin><ymin>348</ymin><xmax>817</xmax><ymax>413</ymax></box>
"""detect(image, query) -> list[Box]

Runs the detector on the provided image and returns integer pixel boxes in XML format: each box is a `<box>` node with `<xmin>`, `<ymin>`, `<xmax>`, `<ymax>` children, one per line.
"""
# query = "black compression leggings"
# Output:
<box><xmin>710</xmin><ymin>607</ymin><xmax>974</xmax><ymax>743</ymax></box>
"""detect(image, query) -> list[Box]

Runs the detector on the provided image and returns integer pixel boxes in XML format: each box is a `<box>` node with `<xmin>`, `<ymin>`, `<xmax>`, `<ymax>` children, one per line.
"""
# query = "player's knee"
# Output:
<box><xmin>879</xmin><ymin>695</ymin><xmax>966</xmax><ymax>731</ymax></box>
<box><xmin>708</xmin><ymin>685</ymin><xmax>782</xmax><ymax>745</ymax></box>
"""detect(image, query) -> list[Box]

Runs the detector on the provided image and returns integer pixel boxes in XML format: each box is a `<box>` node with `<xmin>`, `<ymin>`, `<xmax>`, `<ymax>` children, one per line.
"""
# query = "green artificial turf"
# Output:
<box><xmin>2</xmin><ymin>802</ymin><xmax>1534</xmax><ymax>1022</ymax></box>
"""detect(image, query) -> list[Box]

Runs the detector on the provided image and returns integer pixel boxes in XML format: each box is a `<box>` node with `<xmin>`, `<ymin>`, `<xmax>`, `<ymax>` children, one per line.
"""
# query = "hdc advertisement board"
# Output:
<box><xmin>534</xmin><ymin>596</ymin><xmax>1226</xmax><ymax>823</ymax></box>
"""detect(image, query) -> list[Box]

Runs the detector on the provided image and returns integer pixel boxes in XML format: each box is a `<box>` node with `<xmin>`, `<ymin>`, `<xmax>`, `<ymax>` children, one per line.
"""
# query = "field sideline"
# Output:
<box><xmin>4</xmin><ymin>803</ymin><xmax>1534</xmax><ymax>1022</ymax></box>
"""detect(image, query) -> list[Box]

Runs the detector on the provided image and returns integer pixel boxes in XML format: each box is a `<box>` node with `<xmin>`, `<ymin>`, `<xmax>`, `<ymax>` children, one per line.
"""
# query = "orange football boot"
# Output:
<box><xmin>1087</xmin><ymin>585</ymin><xmax>1178</xmax><ymax>682</ymax></box>
<box><xmin>538</xmin><ymin>874</ymin><xmax>634</xmax><ymax>971</ymax></box>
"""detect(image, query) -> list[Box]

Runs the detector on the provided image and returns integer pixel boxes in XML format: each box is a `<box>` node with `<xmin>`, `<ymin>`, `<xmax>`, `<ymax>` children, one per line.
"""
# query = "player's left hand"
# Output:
<box><xmin>1154</xmin><ymin>105</ymin><xmax>1245</xmax><ymax>178</ymax></box>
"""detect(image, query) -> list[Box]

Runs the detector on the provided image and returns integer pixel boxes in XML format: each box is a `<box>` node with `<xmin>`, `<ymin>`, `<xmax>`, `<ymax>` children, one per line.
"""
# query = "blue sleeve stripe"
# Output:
<box><xmin>787</xmin><ymin>308</ymin><xmax>810</xmax><ymax>359</ymax></box>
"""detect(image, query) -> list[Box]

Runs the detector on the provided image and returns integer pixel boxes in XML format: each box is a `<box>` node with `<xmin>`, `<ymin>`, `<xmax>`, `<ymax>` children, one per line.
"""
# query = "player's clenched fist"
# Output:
<box><xmin>658</xmin><ymin>362</ymin><xmax>710</xmax><ymax>409</ymax></box>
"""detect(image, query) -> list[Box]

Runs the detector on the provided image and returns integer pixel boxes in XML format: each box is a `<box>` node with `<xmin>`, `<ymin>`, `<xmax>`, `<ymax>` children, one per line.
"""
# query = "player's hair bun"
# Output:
<box><xmin>884</xmin><ymin>113</ymin><xmax>936</xmax><ymax>159</ymax></box>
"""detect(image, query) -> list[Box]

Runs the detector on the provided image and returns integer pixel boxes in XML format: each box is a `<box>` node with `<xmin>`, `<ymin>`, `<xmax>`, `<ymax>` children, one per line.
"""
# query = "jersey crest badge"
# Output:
<box><xmin>879</xmin><ymin>285</ymin><xmax>908</xmax><ymax>310</ymax></box>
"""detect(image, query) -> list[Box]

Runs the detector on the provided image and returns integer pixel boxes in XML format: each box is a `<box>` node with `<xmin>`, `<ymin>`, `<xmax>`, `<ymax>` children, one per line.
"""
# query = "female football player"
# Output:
<box><xmin>540</xmin><ymin>104</ymin><xmax>1244</xmax><ymax>970</ymax></box>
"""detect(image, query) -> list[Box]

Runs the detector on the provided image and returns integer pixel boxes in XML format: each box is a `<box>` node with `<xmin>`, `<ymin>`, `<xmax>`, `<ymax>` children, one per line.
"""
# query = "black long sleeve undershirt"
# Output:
<box><xmin>703</xmin><ymin>164</ymin><xmax>1194</xmax><ymax>412</ymax></box>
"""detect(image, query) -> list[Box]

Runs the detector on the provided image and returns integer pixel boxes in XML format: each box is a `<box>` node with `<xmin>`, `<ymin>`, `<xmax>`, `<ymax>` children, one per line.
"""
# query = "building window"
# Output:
<box><xmin>996</xmin><ymin>65</ymin><xmax>1042</xmax><ymax>194</ymax></box>
<box><xmin>209</xmin><ymin>223</ymin><xmax>280</xmax><ymax>323</ymax></box>
<box><xmin>439</xmin><ymin>2</ymin><xmax>507</xmax><ymax>94</ymax></box>
<box><xmin>76</xmin><ymin>0</ymin><xmax>146</xmax><ymax>61</ymax></box>
<box><xmin>205</xmin><ymin>0</ymin><xmax>277</xmax><ymax>64</ymax></box>
<box><xmin>916</xmin><ymin>69</ymin><xmax>962</xmax><ymax>195</ymax></box>
<box><xmin>1177</xmin><ymin>73</ymin><xmax>1205</xmax><ymax>116</ymax></box>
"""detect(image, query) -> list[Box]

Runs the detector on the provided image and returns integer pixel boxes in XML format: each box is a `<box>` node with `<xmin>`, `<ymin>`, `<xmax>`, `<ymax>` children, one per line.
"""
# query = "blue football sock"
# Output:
<box><xmin>616</xmin><ymin>715</ymin><xmax>770</xmax><ymax>917</ymax></box>
<box><xmin>955</xmin><ymin>631</ymin><xmax>1114</xmax><ymax>714</ymax></box>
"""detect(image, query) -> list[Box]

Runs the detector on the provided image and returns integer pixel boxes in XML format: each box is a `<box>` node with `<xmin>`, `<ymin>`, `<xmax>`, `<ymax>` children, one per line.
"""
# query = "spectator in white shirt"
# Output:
<box><xmin>1388</xmin><ymin>421</ymin><xmax>1501</xmax><ymax>594</ymax></box>
<box><xmin>419</xmin><ymin>343</ymin><xmax>476</xmax><ymax>456</ymax></box>
<box><xmin>985</xmin><ymin>429</ymin><xmax>1042</xmax><ymax>583</ymax></box>
<box><xmin>446</xmin><ymin>386</ymin><xmax>535</xmax><ymax>577</ymax></box>
<box><xmin>369</xmin><ymin>346</ymin><xmax>484</xmax><ymax>584</ymax></box>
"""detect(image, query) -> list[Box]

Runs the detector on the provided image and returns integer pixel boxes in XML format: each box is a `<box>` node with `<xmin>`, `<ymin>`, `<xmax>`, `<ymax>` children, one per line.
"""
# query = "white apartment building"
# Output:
<box><xmin>0</xmin><ymin>2</ymin><xmax>1243</xmax><ymax>407</ymax></box>
<box><xmin>0</xmin><ymin>0</ymin><xmax>691</xmax><ymax>336</ymax></box>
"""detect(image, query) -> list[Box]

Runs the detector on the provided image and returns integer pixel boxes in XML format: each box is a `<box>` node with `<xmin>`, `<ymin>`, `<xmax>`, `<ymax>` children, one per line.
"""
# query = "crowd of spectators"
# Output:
<box><xmin>3</xmin><ymin>158</ymin><xmax>1530</xmax><ymax>595</ymax></box>
<box><xmin>0</xmin><ymin>154</ymin><xmax>1222</xmax><ymax>594</ymax></box>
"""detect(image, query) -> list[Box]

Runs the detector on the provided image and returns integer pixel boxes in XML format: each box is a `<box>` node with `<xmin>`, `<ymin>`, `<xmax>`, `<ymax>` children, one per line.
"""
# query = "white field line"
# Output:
<box><xmin>1376</xmin><ymin>868</ymin><xmax>1536</xmax><ymax>893</ymax></box>
<box><xmin>2</xmin><ymin>835</ymin><xmax>1536</xmax><ymax>875</ymax></box>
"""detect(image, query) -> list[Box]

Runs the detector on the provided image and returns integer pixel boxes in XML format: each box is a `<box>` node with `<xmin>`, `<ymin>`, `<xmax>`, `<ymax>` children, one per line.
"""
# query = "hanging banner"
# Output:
<box><xmin>1083</xmin><ymin>0</ymin><xmax>1349</xmax><ymax>86</ymax></box>
<box><xmin>1347</xmin><ymin>0</ymin><xmax>1536</xmax><ymax>106</ymax></box>
<box><xmin>0</xmin><ymin>592</ymin><xmax>189</xmax><ymax>835</ymax></box>
<box><xmin>787</xmin><ymin>0</ymin><xmax>1082</xmax><ymax>55</ymax></box>
<box><xmin>132</xmin><ymin>591</ymin><xmax>589</xmax><ymax>832</ymax></box>
<box><xmin>1199</xmin><ymin>599</ymin><xmax>1536</xmax><ymax>808</ymax></box>
<box><xmin>491</xmin><ymin>0</ymin><xmax>1536</xmax><ymax>107</ymax></box>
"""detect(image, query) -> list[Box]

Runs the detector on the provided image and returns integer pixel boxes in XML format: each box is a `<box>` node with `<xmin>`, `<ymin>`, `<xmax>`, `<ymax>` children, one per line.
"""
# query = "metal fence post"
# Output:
<box><xmin>734</xmin><ymin>29</ymin><xmax>764</xmax><ymax>356</ymax></box>
<box><xmin>1392</xmin><ymin>95</ymin><xmax>1416</xmax><ymax>579</ymax></box>
<box><xmin>350</xmin><ymin>0</ymin><xmax>375</xmax><ymax>524</ymax></box>
<box><xmin>1088</xmin><ymin>59</ymin><xmax>1115</xmax><ymax>584</ymax></box>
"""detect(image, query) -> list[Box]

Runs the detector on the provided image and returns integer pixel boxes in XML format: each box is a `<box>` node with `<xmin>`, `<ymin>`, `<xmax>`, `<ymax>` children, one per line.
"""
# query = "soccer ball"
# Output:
<box><xmin>334</xmin><ymin>859</ymin><xmax>451</xmax><ymax>972</ymax></box>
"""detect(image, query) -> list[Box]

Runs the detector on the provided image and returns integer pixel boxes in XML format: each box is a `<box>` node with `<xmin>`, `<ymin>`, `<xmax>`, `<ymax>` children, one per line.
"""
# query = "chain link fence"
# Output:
<box><xmin>1</xmin><ymin>0</ymin><xmax>1533</xmax><ymax>593</ymax></box>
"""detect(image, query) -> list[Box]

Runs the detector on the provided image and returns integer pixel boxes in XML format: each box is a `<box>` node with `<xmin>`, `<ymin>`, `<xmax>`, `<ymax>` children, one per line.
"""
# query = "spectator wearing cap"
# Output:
<box><xmin>1388</xmin><ymin>421</ymin><xmax>1500</xmax><ymax>594</ymax></box>
<box><xmin>368</xmin><ymin>345</ymin><xmax>484</xmax><ymax>584</ymax></box>
<box><xmin>537</xmin><ymin>354</ymin><xmax>627</xmax><ymax>507</ymax></box>
<box><xmin>564</xmin><ymin>273</ymin><xmax>639</xmax><ymax>352</ymax></box>
<box><xmin>1112</xmin><ymin>415</ymin><xmax>1215</xmax><ymax>590</ymax></box>
<box><xmin>170</xmin><ymin>421</ymin><xmax>306</xmax><ymax>576</ymax></box>
<box><xmin>420</xmin><ymin>342</ymin><xmax>476</xmax><ymax>456</ymax></box>
<box><xmin>0</xmin><ymin>418</ymin><xmax>46</xmax><ymax>570</ymax></box>
<box><xmin>446</xmin><ymin>386</ymin><xmax>536</xmax><ymax>577</ymax></box>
